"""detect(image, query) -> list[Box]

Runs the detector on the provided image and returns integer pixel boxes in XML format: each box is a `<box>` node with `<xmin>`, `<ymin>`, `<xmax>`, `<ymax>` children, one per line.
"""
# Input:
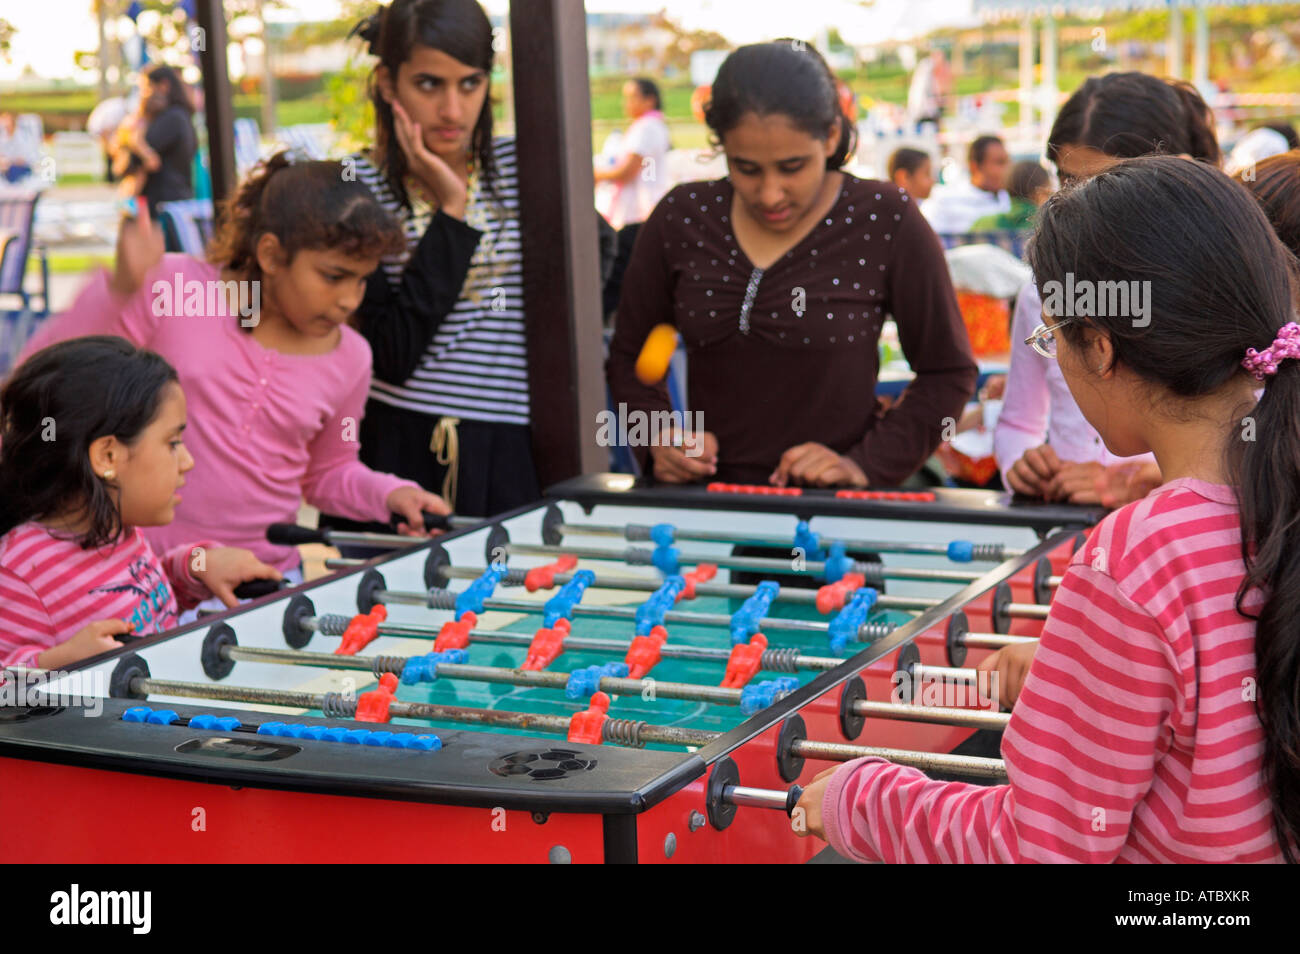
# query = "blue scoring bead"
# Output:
<box><xmin>827</xmin><ymin>587</ymin><xmax>879</xmax><ymax>653</ymax></box>
<box><xmin>651</xmin><ymin>544</ymin><xmax>681</xmax><ymax>575</ymax></box>
<box><xmin>634</xmin><ymin>576</ymin><xmax>685</xmax><ymax>634</ymax></box>
<box><xmin>565</xmin><ymin>662</ymin><xmax>629</xmax><ymax>700</ymax></box>
<box><xmin>400</xmin><ymin>647</ymin><xmax>469</xmax><ymax>684</ymax></box>
<box><xmin>739</xmin><ymin>676</ymin><xmax>801</xmax><ymax>715</ymax></box>
<box><xmin>543</xmin><ymin>569</ymin><xmax>596</xmax><ymax>626</ymax></box>
<box><xmin>822</xmin><ymin>540</ymin><xmax>853</xmax><ymax>583</ymax></box>
<box><xmin>730</xmin><ymin>581</ymin><xmax>780</xmax><ymax>644</ymax></box>
<box><xmin>146</xmin><ymin>710</ymin><xmax>180</xmax><ymax>725</ymax></box>
<box><xmin>121</xmin><ymin>706</ymin><xmax>154</xmax><ymax>723</ymax></box>
<box><xmin>455</xmin><ymin>564</ymin><xmax>508</xmax><ymax>619</ymax></box>
<box><xmin>947</xmin><ymin>540</ymin><xmax>975</xmax><ymax>563</ymax></box>
<box><xmin>188</xmin><ymin>714</ymin><xmax>240</xmax><ymax>731</ymax></box>
<box><xmin>257</xmin><ymin>721</ymin><xmax>287</xmax><ymax>736</ymax></box>
<box><xmin>649</xmin><ymin>523</ymin><xmax>676</xmax><ymax>547</ymax></box>
<box><xmin>793</xmin><ymin>520</ymin><xmax>827</xmax><ymax>563</ymax></box>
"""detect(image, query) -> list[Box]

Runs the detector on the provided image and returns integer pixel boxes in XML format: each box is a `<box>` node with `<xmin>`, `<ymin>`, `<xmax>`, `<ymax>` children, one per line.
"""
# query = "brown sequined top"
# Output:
<box><xmin>606</xmin><ymin>173</ymin><xmax>978</xmax><ymax>486</ymax></box>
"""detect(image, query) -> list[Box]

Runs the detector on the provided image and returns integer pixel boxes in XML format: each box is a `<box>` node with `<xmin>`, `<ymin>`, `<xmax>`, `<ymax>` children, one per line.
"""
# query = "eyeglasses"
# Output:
<box><xmin>1024</xmin><ymin>316</ymin><xmax>1078</xmax><ymax>359</ymax></box>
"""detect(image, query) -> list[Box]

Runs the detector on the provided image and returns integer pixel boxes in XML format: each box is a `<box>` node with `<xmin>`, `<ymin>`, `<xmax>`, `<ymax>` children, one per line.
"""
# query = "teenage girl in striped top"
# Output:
<box><xmin>798</xmin><ymin>156</ymin><xmax>1299</xmax><ymax>862</ymax></box>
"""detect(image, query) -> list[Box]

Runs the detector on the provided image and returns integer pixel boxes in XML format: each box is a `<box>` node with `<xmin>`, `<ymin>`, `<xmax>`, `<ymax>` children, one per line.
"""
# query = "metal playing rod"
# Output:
<box><xmin>443</xmin><ymin>564</ymin><xmax>945</xmax><ymax>613</ymax></box>
<box><xmin>499</xmin><ymin>540</ymin><xmax>986</xmax><ymax>585</ymax></box>
<box><xmin>127</xmin><ymin>676</ymin><xmax>717</xmax><ymax>747</ymax></box>
<box><xmin>551</xmin><ymin>518</ymin><xmax>1024</xmax><ymax>562</ymax></box>
<box><xmin>288</xmin><ymin>617</ymin><xmax>844</xmax><ymax>673</ymax></box>
<box><xmin>791</xmin><ymin>739</ymin><xmax>1009</xmax><ymax>781</ymax></box>
<box><xmin>217</xmin><ymin>644</ymin><xmax>765</xmax><ymax>707</ymax></box>
<box><xmin>853</xmin><ymin>699</ymin><xmax>1010</xmax><ymax>730</ymax></box>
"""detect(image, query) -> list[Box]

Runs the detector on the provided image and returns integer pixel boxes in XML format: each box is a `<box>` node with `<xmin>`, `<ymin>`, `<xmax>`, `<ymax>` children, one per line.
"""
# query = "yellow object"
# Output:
<box><xmin>430</xmin><ymin>416</ymin><xmax>460</xmax><ymax>512</ymax></box>
<box><xmin>635</xmin><ymin>324</ymin><xmax>678</xmax><ymax>385</ymax></box>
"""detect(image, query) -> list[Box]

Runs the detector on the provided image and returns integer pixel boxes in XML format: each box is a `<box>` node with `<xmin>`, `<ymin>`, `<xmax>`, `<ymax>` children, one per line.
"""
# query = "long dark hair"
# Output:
<box><xmin>143</xmin><ymin>64</ymin><xmax>195</xmax><ymax>118</ymax></box>
<box><xmin>1027</xmin><ymin>156</ymin><xmax>1300</xmax><ymax>859</ymax></box>
<box><xmin>208</xmin><ymin>151</ymin><xmax>406</xmax><ymax>286</ymax></box>
<box><xmin>1238</xmin><ymin>150</ymin><xmax>1300</xmax><ymax>258</ymax></box>
<box><xmin>704</xmin><ymin>41</ymin><xmax>856</xmax><ymax>171</ymax></box>
<box><xmin>1047</xmin><ymin>72</ymin><xmax>1220</xmax><ymax>167</ymax></box>
<box><xmin>0</xmin><ymin>337</ymin><xmax>180</xmax><ymax>549</ymax></box>
<box><xmin>352</xmin><ymin>0</ymin><xmax>497</xmax><ymax>208</ymax></box>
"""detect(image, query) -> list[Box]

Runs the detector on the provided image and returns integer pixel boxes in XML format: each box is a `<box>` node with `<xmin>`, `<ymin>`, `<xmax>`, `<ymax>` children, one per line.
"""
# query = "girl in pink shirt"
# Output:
<box><xmin>0</xmin><ymin>337</ymin><xmax>280</xmax><ymax>668</ymax></box>
<box><xmin>19</xmin><ymin>155</ymin><xmax>450</xmax><ymax>572</ymax></box>
<box><xmin>798</xmin><ymin>156</ymin><xmax>1298</xmax><ymax>862</ymax></box>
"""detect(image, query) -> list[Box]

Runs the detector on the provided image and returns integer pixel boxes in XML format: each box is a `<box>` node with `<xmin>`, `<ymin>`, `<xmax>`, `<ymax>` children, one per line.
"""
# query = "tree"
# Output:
<box><xmin>0</xmin><ymin>18</ymin><xmax>16</xmax><ymax>62</ymax></box>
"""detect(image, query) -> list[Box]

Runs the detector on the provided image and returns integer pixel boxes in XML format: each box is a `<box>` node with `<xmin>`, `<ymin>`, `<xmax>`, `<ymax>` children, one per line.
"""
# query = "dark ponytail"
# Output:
<box><xmin>0</xmin><ymin>337</ymin><xmax>179</xmax><ymax>550</ymax></box>
<box><xmin>1047</xmin><ymin>71</ymin><xmax>1221</xmax><ymax>166</ymax></box>
<box><xmin>352</xmin><ymin>0</ymin><xmax>497</xmax><ymax>209</ymax></box>
<box><xmin>207</xmin><ymin>151</ymin><xmax>406</xmax><ymax>285</ymax></box>
<box><xmin>704</xmin><ymin>41</ymin><xmax>856</xmax><ymax>171</ymax></box>
<box><xmin>1027</xmin><ymin>156</ymin><xmax>1300</xmax><ymax>859</ymax></box>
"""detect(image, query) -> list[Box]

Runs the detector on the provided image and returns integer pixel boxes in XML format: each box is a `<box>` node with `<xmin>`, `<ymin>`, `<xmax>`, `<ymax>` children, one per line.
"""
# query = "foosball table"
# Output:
<box><xmin>1</xmin><ymin>475</ymin><xmax>1102</xmax><ymax>863</ymax></box>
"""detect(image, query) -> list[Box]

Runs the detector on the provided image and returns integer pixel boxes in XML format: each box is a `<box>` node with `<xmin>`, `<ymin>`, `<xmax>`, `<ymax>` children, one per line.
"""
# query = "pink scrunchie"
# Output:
<box><xmin>1243</xmin><ymin>321</ymin><xmax>1300</xmax><ymax>381</ymax></box>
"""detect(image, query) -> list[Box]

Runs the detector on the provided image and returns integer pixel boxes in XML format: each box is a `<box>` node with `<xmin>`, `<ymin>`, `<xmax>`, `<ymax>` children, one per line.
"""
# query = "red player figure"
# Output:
<box><xmin>335</xmin><ymin>605</ymin><xmax>388</xmax><ymax>656</ymax></box>
<box><xmin>356</xmin><ymin>672</ymin><xmax>399</xmax><ymax>723</ymax></box>
<box><xmin>524</xmin><ymin>555</ymin><xmax>579</xmax><ymax>592</ymax></box>
<box><xmin>678</xmin><ymin>563</ymin><xmax>718</xmax><ymax>601</ymax></box>
<box><xmin>522</xmin><ymin>619</ymin><xmax>571</xmax><ymax>670</ymax></box>
<box><xmin>567</xmin><ymin>691</ymin><xmax>611</xmax><ymax>745</ymax></box>
<box><xmin>434</xmin><ymin>612</ymin><xmax>477</xmax><ymax>652</ymax></box>
<box><xmin>625</xmin><ymin>624</ymin><xmax>669</xmax><ymax>678</ymax></box>
<box><xmin>721</xmin><ymin>633</ymin><xmax>768</xmax><ymax>688</ymax></box>
<box><xmin>816</xmin><ymin>572</ymin><xmax>867</xmax><ymax>614</ymax></box>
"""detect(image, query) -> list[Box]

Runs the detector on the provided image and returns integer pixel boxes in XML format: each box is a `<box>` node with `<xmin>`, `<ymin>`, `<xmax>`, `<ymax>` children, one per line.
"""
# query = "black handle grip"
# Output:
<box><xmin>785</xmin><ymin>785</ymin><xmax>805</xmax><ymax>817</ymax></box>
<box><xmin>390</xmin><ymin>511</ymin><xmax>453</xmax><ymax>532</ymax></box>
<box><xmin>233</xmin><ymin>578</ymin><xmax>287</xmax><ymax>600</ymax></box>
<box><xmin>266</xmin><ymin>523</ymin><xmax>327</xmax><ymax>546</ymax></box>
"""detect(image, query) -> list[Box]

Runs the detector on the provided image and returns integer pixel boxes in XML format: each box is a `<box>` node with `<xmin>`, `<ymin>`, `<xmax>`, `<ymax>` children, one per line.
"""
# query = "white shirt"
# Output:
<box><xmin>921</xmin><ymin>181</ymin><xmax>1010</xmax><ymax>234</ymax></box>
<box><xmin>603</xmin><ymin>110</ymin><xmax>671</xmax><ymax>229</ymax></box>
<box><xmin>994</xmin><ymin>280</ymin><xmax>1156</xmax><ymax>486</ymax></box>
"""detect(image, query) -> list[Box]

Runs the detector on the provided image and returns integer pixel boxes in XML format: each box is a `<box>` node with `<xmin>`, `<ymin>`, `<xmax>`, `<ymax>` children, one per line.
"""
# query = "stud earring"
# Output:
<box><xmin>102</xmin><ymin>469</ymin><xmax>115</xmax><ymax>480</ymax></box>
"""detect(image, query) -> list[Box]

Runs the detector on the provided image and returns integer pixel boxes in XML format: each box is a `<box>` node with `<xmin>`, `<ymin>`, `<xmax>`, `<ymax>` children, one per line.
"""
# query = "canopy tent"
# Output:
<box><xmin>972</xmin><ymin>0</ymin><xmax>1296</xmax><ymax>142</ymax></box>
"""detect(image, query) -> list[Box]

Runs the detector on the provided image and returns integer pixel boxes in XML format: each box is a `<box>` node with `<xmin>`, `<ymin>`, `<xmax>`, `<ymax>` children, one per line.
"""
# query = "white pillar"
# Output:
<box><xmin>1167</xmin><ymin>1</ymin><xmax>1184</xmax><ymax>78</ymax></box>
<box><xmin>1193</xmin><ymin>1</ymin><xmax>1210</xmax><ymax>86</ymax></box>
<box><xmin>1019</xmin><ymin>15</ymin><xmax>1035</xmax><ymax>142</ymax></box>
<box><xmin>1041</xmin><ymin>15</ymin><xmax>1059</xmax><ymax>138</ymax></box>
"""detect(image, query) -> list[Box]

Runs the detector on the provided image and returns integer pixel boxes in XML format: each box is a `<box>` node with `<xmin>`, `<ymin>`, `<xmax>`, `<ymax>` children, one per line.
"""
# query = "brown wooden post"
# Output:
<box><xmin>195</xmin><ymin>0</ymin><xmax>237</xmax><ymax>203</ymax></box>
<box><xmin>509</xmin><ymin>0</ymin><xmax>607</xmax><ymax>487</ymax></box>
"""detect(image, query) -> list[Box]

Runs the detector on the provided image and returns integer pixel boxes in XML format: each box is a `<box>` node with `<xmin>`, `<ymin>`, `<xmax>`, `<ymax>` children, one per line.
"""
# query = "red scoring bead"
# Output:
<box><xmin>434</xmin><ymin>611</ymin><xmax>477</xmax><ymax>652</ymax></box>
<box><xmin>335</xmin><ymin>605</ymin><xmax>388</xmax><ymax>656</ymax></box>
<box><xmin>721</xmin><ymin>633</ymin><xmax>768</xmax><ymax>689</ymax></box>
<box><xmin>522</xmin><ymin>618</ymin><xmax>571</xmax><ymax>671</ymax></box>
<box><xmin>524</xmin><ymin>554</ymin><xmax>579</xmax><ymax>592</ymax></box>
<box><xmin>567</xmin><ymin>692</ymin><xmax>611</xmax><ymax>745</ymax></box>
<box><xmin>356</xmin><ymin>672</ymin><xmax>399</xmax><ymax>723</ymax></box>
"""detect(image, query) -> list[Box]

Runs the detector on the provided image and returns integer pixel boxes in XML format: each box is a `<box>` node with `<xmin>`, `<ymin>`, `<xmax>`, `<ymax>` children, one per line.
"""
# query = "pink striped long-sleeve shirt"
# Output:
<box><xmin>18</xmin><ymin>256</ymin><xmax>417</xmax><ymax>570</ymax></box>
<box><xmin>0</xmin><ymin>523</ymin><xmax>213</xmax><ymax>667</ymax></box>
<box><xmin>823</xmin><ymin>477</ymin><xmax>1284</xmax><ymax>863</ymax></box>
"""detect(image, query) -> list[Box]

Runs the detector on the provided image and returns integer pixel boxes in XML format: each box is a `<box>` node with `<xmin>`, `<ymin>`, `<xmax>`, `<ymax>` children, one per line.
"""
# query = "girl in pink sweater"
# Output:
<box><xmin>0</xmin><ymin>337</ymin><xmax>280</xmax><ymax>668</ymax></box>
<box><xmin>798</xmin><ymin>157</ymin><xmax>1298</xmax><ymax>862</ymax></box>
<box><xmin>19</xmin><ymin>154</ymin><xmax>449</xmax><ymax>573</ymax></box>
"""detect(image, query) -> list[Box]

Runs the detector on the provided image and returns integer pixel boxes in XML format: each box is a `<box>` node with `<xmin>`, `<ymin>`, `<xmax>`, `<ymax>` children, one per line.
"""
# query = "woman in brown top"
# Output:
<box><xmin>607</xmin><ymin>42</ymin><xmax>977</xmax><ymax>488</ymax></box>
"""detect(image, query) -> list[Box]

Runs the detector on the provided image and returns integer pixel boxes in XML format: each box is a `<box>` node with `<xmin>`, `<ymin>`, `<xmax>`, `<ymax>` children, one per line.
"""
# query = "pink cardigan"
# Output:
<box><xmin>20</xmin><ymin>255</ymin><xmax>417</xmax><ymax>570</ymax></box>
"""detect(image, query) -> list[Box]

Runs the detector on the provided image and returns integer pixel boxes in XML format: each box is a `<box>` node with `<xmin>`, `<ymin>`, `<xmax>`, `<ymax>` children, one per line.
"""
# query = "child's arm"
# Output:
<box><xmin>0</xmin><ymin>568</ymin><xmax>58</xmax><ymax>668</ymax></box>
<box><xmin>994</xmin><ymin>283</ymin><xmax>1052</xmax><ymax>489</ymax></box>
<box><xmin>353</xmin><ymin>210</ymin><xmax>483</xmax><ymax>386</ymax></box>
<box><xmin>807</xmin><ymin>564</ymin><xmax>1178</xmax><ymax>863</ymax></box>
<box><xmin>17</xmin><ymin>207</ymin><xmax>171</xmax><ymax>364</ymax></box>
<box><xmin>300</xmin><ymin>363</ymin><xmax>427</xmax><ymax>524</ymax></box>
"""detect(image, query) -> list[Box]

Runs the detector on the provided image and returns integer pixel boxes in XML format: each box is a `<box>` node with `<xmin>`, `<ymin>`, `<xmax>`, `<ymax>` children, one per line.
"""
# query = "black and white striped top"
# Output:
<box><xmin>352</xmin><ymin>137</ymin><xmax>529</xmax><ymax>425</ymax></box>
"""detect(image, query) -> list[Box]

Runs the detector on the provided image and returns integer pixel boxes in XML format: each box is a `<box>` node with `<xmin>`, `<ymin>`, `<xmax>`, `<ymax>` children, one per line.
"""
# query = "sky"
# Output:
<box><xmin>0</xmin><ymin>0</ymin><xmax>979</xmax><ymax>82</ymax></box>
